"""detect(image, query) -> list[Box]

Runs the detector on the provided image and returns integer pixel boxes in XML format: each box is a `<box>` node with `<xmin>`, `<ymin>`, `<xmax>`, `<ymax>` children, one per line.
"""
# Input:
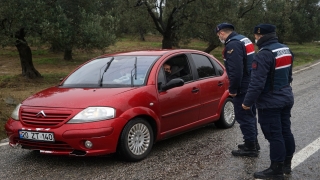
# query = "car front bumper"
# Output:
<box><xmin>5</xmin><ymin>117</ymin><xmax>127</xmax><ymax>156</ymax></box>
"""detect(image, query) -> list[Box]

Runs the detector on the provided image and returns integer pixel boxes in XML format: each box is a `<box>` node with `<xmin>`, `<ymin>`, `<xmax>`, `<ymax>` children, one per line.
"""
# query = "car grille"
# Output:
<box><xmin>14</xmin><ymin>138</ymin><xmax>73</xmax><ymax>151</ymax></box>
<box><xmin>21</xmin><ymin>108</ymin><xmax>72</xmax><ymax>127</ymax></box>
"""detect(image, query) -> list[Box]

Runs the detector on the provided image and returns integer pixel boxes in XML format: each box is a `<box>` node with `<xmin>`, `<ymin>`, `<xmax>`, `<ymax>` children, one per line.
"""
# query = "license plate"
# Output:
<box><xmin>19</xmin><ymin>130</ymin><xmax>55</xmax><ymax>142</ymax></box>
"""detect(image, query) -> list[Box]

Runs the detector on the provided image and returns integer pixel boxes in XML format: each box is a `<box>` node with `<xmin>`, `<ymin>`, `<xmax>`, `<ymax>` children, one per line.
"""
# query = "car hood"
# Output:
<box><xmin>22</xmin><ymin>86</ymin><xmax>135</xmax><ymax>108</ymax></box>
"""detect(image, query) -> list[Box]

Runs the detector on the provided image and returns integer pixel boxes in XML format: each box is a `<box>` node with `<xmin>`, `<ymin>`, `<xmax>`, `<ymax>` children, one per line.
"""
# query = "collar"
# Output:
<box><xmin>256</xmin><ymin>32</ymin><xmax>278</xmax><ymax>49</ymax></box>
<box><xmin>225</xmin><ymin>32</ymin><xmax>238</xmax><ymax>44</ymax></box>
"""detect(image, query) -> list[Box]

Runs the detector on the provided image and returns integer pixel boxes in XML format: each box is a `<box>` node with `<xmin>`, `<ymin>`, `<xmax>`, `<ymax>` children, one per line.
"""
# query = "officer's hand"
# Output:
<box><xmin>229</xmin><ymin>93</ymin><xmax>237</xmax><ymax>97</ymax></box>
<box><xmin>242</xmin><ymin>104</ymin><xmax>250</xmax><ymax>110</ymax></box>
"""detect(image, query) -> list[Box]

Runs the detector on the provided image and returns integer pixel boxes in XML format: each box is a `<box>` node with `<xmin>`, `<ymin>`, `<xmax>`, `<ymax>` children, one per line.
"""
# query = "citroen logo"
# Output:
<box><xmin>36</xmin><ymin>110</ymin><xmax>46</xmax><ymax>118</ymax></box>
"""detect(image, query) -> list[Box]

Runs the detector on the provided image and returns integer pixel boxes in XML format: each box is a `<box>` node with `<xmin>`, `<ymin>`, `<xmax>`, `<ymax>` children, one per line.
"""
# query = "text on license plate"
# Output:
<box><xmin>19</xmin><ymin>130</ymin><xmax>55</xmax><ymax>142</ymax></box>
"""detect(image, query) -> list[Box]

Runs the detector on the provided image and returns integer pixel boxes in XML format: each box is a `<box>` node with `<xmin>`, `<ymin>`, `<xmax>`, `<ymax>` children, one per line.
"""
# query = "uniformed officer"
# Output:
<box><xmin>215</xmin><ymin>23</ymin><xmax>259</xmax><ymax>157</ymax></box>
<box><xmin>242</xmin><ymin>24</ymin><xmax>296</xmax><ymax>179</ymax></box>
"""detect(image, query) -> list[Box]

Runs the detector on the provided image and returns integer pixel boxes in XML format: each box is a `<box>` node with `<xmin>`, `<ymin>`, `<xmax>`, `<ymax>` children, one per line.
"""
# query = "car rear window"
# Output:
<box><xmin>191</xmin><ymin>54</ymin><xmax>217</xmax><ymax>78</ymax></box>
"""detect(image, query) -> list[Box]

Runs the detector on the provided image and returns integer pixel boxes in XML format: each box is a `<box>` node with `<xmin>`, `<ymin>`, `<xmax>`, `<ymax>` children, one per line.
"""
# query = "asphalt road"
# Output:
<box><xmin>1</xmin><ymin>62</ymin><xmax>320</xmax><ymax>180</ymax></box>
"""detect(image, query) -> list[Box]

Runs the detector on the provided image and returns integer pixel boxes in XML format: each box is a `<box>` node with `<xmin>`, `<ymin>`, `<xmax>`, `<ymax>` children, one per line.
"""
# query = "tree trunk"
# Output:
<box><xmin>139</xmin><ymin>29</ymin><xmax>145</xmax><ymax>41</ymax></box>
<box><xmin>203</xmin><ymin>43</ymin><xmax>219</xmax><ymax>54</ymax></box>
<box><xmin>15</xmin><ymin>28</ymin><xmax>42</xmax><ymax>79</ymax></box>
<box><xmin>64</xmin><ymin>48</ymin><xmax>73</xmax><ymax>60</ymax></box>
<box><xmin>162</xmin><ymin>37</ymin><xmax>173</xmax><ymax>49</ymax></box>
<box><xmin>162</xmin><ymin>32</ymin><xmax>174</xmax><ymax>49</ymax></box>
<box><xmin>50</xmin><ymin>41</ymin><xmax>63</xmax><ymax>53</ymax></box>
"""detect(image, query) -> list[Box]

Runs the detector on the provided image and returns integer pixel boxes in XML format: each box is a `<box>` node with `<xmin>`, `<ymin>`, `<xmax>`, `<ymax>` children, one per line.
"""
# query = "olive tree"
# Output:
<box><xmin>244</xmin><ymin>0</ymin><xmax>320</xmax><ymax>44</ymax></box>
<box><xmin>114</xmin><ymin>0</ymin><xmax>155</xmax><ymax>41</ymax></box>
<box><xmin>42</xmin><ymin>0</ymin><xmax>118</xmax><ymax>60</ymax></box>
<box><xmin>288</xmin><ymin>0</ymin><xmax>320</xmax><ymax>43</ymax></box>
<box><xmin>0</xmin><ymin>0</ymin><xmax>48</xmax><ymax>78</ymax></box>
<box><xmin>0</xmin><ymin>0</ymin><xmax>118</xmax><ymax>78</ymax></box>
<box><xmin>134</xmin><ymin>0</ymin><xmax>197</xmax><ymax>49</ymax></box>
<box><xmin>183</xmin><ymin>0</ymin><xmax>264</xmax><ymax>53</ymax></box>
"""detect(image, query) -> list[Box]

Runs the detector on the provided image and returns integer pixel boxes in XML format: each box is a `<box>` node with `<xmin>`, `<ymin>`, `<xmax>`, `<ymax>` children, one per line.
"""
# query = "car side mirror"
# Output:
<box><xmin>161</xmin><ymin>78</ymin><xmax>184</xmax><ymax>91</ymax></box>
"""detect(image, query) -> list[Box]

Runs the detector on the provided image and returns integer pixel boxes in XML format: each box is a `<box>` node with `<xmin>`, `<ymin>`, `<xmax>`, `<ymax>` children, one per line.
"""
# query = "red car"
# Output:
<box><xmin>5</xmin><ymin>49</ymin><xmax>235</xmax><ymax>161</ymax></box>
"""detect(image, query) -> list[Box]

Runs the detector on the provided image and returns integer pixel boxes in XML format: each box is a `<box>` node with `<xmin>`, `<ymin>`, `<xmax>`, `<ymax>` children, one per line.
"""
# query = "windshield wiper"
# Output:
<box><xmin>99</xmin><ymin>57</ymin><xmax>114</xmax><ymax>87</ymax></box>
<box><xmin>130</xmin><ymin>57</ymin><xmax>137</xmax><ymax>87</ymax></box>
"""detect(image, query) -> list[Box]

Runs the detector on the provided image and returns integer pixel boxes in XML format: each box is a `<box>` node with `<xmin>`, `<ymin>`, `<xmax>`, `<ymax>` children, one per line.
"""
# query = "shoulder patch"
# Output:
<box><xmin>227</xmin><ymin>49</ymin><xmax>234</xmax><ymax>54</ymax></box>
<box><xmin>252</xmin><ymin>61</ymin><xmax>257</xmax><ymax>69</ymax></box>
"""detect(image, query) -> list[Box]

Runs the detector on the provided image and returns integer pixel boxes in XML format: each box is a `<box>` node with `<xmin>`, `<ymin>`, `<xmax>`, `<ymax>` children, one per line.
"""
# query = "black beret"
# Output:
<box><xmin>215</xmin><ymin>23</ymin><xmax>234</xmax><ymax>33</ymax></box>
<box><xmin>254</xmin><ymin>24</ymin><xmax>276</xmax><ymax>35</ymax></box>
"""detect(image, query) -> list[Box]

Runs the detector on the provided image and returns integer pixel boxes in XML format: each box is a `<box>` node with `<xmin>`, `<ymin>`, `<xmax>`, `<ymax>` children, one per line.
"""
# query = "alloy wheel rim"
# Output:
<box><xmin>224</xmin><ymin>101</ymin><xmax>235</xmax><ymax>124</ymax></box>
<box><xmin>127</xmin><ymin>123</ymin><xmax>151</xmax><ymax>155</ymax></box>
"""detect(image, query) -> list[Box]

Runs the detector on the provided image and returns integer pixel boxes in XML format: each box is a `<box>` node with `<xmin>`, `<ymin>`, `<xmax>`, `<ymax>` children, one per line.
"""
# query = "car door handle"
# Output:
<box><xmin>191</xmin><ymin>88</ymin><xmax>199</xmax><ymax>93</ymax></box>
<box><xmin>218</xmin><ymin>81</ymin><xmax>224</xmax><ymax>86</ymax></box>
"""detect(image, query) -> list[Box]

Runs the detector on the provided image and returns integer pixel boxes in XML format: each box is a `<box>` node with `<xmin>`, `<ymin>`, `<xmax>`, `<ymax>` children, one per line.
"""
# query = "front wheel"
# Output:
<box><xmin>117</xmin><ymin>118</ymin><xmax>154</xmax><ymax>162</ymax></box>
<box><xmin>215</xmin><ymin>97</ymin><xmax>235</xmax><ymax>129</ymax></box>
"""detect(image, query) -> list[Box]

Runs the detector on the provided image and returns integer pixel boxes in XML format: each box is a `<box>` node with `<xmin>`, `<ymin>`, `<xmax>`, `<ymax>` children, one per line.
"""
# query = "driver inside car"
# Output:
<box><xmin>163</xmin><ymin>63</ymin><xmax>180</xmax><ymax>82</ymax></box>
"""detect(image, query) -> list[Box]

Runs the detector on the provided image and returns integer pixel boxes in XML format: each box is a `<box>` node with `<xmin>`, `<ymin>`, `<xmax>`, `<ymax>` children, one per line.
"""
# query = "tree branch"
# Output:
<box><xmin>143</xmin><ymin>2</ymin><xmax>164</xmax><ymax>35</ymax></box>
<box><xmin>238</xmin><ymin>0</ymin><xmax>263</xmax><ymax>18</ymax></box>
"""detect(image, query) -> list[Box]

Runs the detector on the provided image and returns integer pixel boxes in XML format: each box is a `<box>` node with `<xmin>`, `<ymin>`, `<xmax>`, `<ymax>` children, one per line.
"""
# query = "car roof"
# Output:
<box><xmin>97</xmin><ymin>49</ymin><xmax>204</xmax><ymax>58</ymax></box>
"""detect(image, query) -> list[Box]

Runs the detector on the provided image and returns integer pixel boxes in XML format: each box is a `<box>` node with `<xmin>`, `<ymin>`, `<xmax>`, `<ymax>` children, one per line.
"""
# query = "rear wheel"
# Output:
<box><xmin>118</xmin><ymin>118</ymin><xmax>154</xmax><ymax>161</ymax></box>
<box><xmin>215</xmin><ymin>97</ymin><xmax>235</xmax><ymax>128</ymax></box>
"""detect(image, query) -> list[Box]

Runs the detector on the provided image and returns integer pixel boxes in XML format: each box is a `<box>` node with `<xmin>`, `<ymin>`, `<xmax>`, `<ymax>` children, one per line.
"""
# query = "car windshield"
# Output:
<box><xmin>62</xmin><ymin>56</ymin><xmax>159</xmax><ymax>88</ymax></box>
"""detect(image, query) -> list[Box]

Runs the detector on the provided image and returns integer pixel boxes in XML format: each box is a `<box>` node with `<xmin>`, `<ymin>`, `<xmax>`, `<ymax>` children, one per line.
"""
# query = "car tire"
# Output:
<box><xmin>214</xmin><ymin>97</ymin><xmax>235</xmax><ymax>129</ymax></box>
<box><xmin>117</xmin><ymin>118</ymin><xmax>154</xmax><ymax>162</ymax></box>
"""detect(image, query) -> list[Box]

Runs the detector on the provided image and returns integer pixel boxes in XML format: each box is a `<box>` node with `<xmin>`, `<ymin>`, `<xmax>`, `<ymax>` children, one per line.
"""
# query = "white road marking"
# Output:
<box><xmin>291</xmin><ymin>61</ymin><xmax>320</xmax><ymax>169</ymax></box>
<box><xmin>293</xmin><ymin>61</ymin><xmax>320</xmax><ymax>74</ymax></box>
<box><xmin>292</xmin><ymin>137</ymin><xmax>320</xmax><ymax>169</ymax></box>
<box><xmin>0</xmin><ymin>142</ymin><xmax>9</xmax><ymax>147</ymax></box>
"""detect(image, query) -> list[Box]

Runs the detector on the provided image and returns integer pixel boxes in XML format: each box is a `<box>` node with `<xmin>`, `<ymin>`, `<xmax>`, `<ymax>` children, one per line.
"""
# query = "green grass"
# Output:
<box><xmin>32</xmin><ymin>49</ymin><xmax>49</xmax><ymax>56</ymax></box>
<box><xmin>41</xmin><ymin>73</ymin><xmax>70</xmax><ymax>83</ymax></box>
<box><xmin>287</xmin><ymin>42</ymin><xmax>320</xmax><ymax>67</ymax></box>
<box><xmin>0</xmin><ymin>49</ymin><xmax>19</xmax><ymax>56</ymax></box>
<box><xmin>33</xmin><ymin>57</ymin><xmax>60</xmax><ymax>64</ymax></box>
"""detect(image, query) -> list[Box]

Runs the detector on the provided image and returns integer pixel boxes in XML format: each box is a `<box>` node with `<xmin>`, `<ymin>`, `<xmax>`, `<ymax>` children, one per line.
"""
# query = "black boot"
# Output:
<box><xmin>238</xmin><ymin>141</ymin><xmax>260</xmax><ymax>151</ymax></box>
<box><xmin>232</xmin><ymin>141</ymin><xmax>259</xmax><ymax>157</ymax></box>
<box><xmin>254</xmin><ymin>161</ymin><xmax>284</xmax><ymax>180</ymax></box>
<box><xmin>283</xmin><ymin>156</ymin><xmax>293</xmax><ymax>174</ymax></box>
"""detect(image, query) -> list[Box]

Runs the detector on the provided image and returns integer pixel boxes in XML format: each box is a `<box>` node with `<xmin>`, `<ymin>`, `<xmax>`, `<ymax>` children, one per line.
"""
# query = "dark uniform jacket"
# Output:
<box><xmin>243</xmin><ymin>33</ymin><xmax>294</xmax><ymax>109</ymax></box>
<box><xmin>223</xmin><ymin>32</ymin><xmax>254</xmax><ymax>95</ymax></box>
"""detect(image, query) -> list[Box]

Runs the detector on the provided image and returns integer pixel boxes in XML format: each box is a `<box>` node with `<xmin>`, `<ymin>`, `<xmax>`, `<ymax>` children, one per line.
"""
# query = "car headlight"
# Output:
<box><xmin>68</xmin><ymin>107</ymin><xmax>115</xmax><ymax>124</ymax></box>
<box><xmin>11</xmin><ymin>103</ymin><xmax>22</xmax><ymax>120</ymax></box>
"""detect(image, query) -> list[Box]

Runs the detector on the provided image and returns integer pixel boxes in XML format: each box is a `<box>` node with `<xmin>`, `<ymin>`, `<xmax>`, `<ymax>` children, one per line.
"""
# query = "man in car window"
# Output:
<box><xmin>163</xmin><ymin>63</ymin><xmax>171</xmax><ymax>74</ymax></box>
<box><xmin>216</xmin><ymin>23</ymin><xmax>259</xmax><ymax>157</ymax></box>
<box><xmin>163</xmin><ymin>63</ymin><xmax>179</xmax><ymax>82</ymax></box>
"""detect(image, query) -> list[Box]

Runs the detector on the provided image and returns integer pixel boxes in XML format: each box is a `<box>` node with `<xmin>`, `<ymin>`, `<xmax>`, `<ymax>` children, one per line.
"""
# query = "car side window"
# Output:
<box><xmin>162</xmin><ymin>55</ymin><xmax>193</xmax><ymax>82</ymax></box>
<box><xmin>191</xmin><ymin>54</ymin><xmax>217</xmax><ymax>78</ymax></box>
<box><xmin>157</xmin><ymin>55</ymin><xmax>194</xmax><ymax>91</ymax></box>
<box><xmin>211</xmin><ymin>58</ymin><xmax>224</xmax><ymax>76</ymax></box>
<box><xmin>157</xmin><ymin>67</ymin><xmax>166</xmax><ymax>90</ymax></box>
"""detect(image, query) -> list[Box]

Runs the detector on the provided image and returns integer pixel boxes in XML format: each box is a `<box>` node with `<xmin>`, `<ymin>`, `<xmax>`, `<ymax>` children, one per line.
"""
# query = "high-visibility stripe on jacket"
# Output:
<box><xmin>229</xmin><ymin>34</ymin><xmax>255</xmax><ymax>74</ymax></box>
<box><xmin>260</xmin><ymin>43</ymin><xmax>293</xmax><ymax>92</ymax></box>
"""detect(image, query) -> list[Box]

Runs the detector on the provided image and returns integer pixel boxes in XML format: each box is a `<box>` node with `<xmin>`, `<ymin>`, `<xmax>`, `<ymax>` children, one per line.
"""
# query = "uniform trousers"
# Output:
<box><xmin>233</xmin><ymin>93</ymin><xmax>258</xmax><ymax>142</ymax></box>
<box><xmin>257</xmin><ymin>104</ymin><xmax>295</xmax><ymax>162</ymax></box>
